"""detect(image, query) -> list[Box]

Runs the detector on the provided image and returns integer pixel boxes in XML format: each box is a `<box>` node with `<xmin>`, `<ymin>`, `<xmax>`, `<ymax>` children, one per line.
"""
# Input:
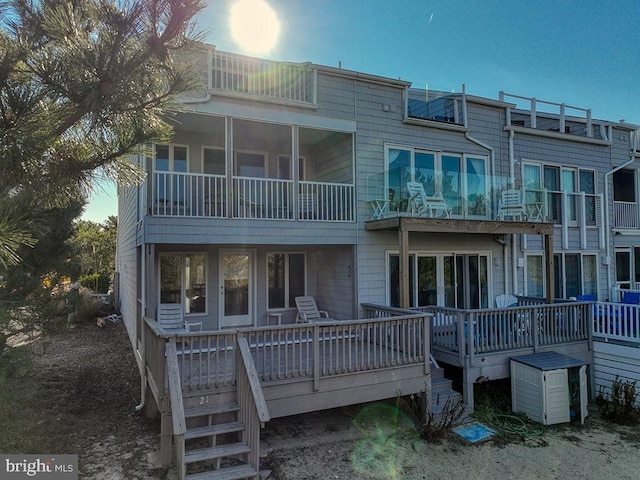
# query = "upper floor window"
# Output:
<box><xmin>613</xmin><ymin>169</ymin><xmax>636</xmax><ymax>203</ymax></box>
<box><xmin>385</xmin><ymin>145</ymin><xmax>488</xmax><ymax>217</ymax></box>
<box><xmin>523</xmin><ymin>162</ymin><xmax>596</xmax><ymax>225</ymax></box>
<box><xmin>155</xmin><ymin>144</ymin><xmax>188</xmax><ymax>172</ymax></box>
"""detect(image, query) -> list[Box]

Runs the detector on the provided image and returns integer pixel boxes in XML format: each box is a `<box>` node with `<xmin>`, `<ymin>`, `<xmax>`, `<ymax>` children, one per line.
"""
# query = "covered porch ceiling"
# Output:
<box><xmin>365</xmin><ymin>216</ymin><xmax>555</xmax><ymax>306</ymax></box>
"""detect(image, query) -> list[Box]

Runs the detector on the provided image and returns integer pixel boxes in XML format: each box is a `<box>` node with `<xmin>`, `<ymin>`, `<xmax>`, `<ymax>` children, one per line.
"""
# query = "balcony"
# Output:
<box><xmin>151</xmin><ymin>171</ymin><xmax>354</xmax><ymax>222</ymax></box>
<box><xmin>613</xmin><ymin>201</ymin><xmax>640</xmax><ymax>229</ymax></box>
<box><xmin>210</xmin><ymin>50</ymin><xmax>316</xmax><ymax>106</ymax></box>
<box><xmin>366</xmin><ymin>172</ymin><xmax>603</xmax><ymax>229</ymax></box>
<box><xmin>406</xmin><ymin>85</ymin><xmax>464</xmax><ymax>126</ymax></box>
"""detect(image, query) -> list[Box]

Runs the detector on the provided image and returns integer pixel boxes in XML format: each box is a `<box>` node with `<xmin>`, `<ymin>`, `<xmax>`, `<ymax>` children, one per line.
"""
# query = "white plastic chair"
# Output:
<box><xmin>295</xmin><ymin>296</ymin><xmax>333</xmax><ymax>323</ymax></box>
<box><xmin>406</xmin><ymin>182</ymin><xmax>451</xmax><ymax>218</ymax></box>
<box><xmin>497</xmin><ymin>189</ymin><xmax>527</xmax><ymax>221</ymax></box>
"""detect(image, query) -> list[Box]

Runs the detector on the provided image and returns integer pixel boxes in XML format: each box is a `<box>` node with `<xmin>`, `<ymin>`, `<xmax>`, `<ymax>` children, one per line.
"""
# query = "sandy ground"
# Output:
<box><xmin>16</xmin><ymin>321</ymin><xmax>640</xmax><ymax>480</ymax></box>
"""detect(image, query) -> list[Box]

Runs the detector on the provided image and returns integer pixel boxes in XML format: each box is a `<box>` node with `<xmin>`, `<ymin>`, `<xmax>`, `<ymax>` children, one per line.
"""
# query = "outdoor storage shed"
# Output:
<box><xmin>510</xmin><ymin>352</ymin><xmax>588</xmax><ymax>425</ymax></box>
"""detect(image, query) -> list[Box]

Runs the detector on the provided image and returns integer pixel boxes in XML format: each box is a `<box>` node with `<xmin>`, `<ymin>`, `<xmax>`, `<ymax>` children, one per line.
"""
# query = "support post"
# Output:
<box><xmin>463</xmin><ymin>356</ymin><xmax>475</xmax><ymax>413</ymax></box>
<box><xmin>545</xmin><ymin>233</ymin><xmax>555</xmax><ymax>304</ymax></box>
<box><xmin>160</xmin><ymin>409</ymin><xmax>173</xmax><ymax>466</ymax></box>
<box><xmin>399</xmin><ymin>223</ymin><xmax>410</xmax><ymax>308</ymax></box>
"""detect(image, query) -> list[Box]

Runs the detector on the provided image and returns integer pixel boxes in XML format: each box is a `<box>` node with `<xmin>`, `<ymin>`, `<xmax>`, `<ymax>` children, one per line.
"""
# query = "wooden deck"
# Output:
<box><xmin>172</xmin><ymin>320</ymin><xmax>431</xmax><ymax>418</ymax></box>
<box><xmin>423</xmin><ymin>302</ymin><xmax>593</xmax><ymax>410</ymax></box>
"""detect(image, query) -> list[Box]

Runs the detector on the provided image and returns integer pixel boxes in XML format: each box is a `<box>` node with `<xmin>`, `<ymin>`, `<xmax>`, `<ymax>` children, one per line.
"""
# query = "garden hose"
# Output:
<box><xmin>490</xmin><ymin>414</ymin><xmax>545</xmax><ymax>437</ymax></box>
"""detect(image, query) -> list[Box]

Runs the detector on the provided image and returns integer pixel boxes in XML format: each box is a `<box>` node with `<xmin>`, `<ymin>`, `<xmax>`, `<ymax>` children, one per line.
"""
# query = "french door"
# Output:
<box><xmin>219</xmin><ymin>250</ymin><xmax>254</xmax><ymax>328</ymax></box>
<box><xmin>389</xmin><ymin>253</ymin><xmax>489</xmax><ymax>309</ymax></box>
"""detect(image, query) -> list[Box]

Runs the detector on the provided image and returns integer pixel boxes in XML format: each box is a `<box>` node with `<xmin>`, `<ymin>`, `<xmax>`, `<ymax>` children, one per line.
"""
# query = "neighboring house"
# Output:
<box><xmin>116</xmin><ymin>45</ymin><xmax>640</xmax><ymax>479</ymax></box>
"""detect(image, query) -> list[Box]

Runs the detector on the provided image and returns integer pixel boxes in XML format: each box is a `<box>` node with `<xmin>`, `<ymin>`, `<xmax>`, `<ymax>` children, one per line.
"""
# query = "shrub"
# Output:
<box><xmin>597</xmin><ymin>376</ymin><xmax>639</xmax><ymax>425</ymax></box>
<box><xmin>400</xmin><ymin>391</ymin><xmax>467</xmax><ymax>442</ymax></box>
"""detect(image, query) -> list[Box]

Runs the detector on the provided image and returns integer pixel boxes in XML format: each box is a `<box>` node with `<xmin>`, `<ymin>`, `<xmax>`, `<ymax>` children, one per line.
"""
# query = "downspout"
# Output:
<box><xmin>603</xmin><ymin>126</ymin><xmax>638</xmax><ymax>297</ymax></box>
<box><xmin>508</xmin><ymin>129</ymin><xmax>517</xmax><ymax>295</ymax></box>
<box><xmin>461</xmin><ymin>86</ymin><xmax>508</xmax><ymax>296</ymax></box>
<box><xmin>135</xmin><ymin>151</ymin><xmax>147</xmax><ymax>412</ymax></box>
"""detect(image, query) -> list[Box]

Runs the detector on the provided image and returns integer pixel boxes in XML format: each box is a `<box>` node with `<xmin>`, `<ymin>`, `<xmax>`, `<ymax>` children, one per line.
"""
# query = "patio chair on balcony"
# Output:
<box><xmin>295</xmin><ymin>296</ymin><xmax>333</xmax><ymax>323</ymax></box>
<box><xmin>497</xmin><ymin>189</ymin><xmax>527</xmax><ymax>221</ymax></box>
<box><xmin>406</xmin><ymin>182</ymin><xmax>451</xmax><ymax>218</ymax></box>
<box><xmin>298</xmin><ymin>193</ymin><xmax>317</xmax><ymax>219</ymax></box>
<box><xmin>496</xmin><ymin>294</ymin><xmax>518</xmax><ymax>308</ymax></box>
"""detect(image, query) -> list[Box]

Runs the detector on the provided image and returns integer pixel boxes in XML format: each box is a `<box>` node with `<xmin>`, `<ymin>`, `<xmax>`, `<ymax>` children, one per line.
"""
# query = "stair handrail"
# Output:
<box><xmin>166</xmin><ymin>340</ymin><xmax>187</xmax><ymax>435</ymax></box>
<box><xmin>236</xmin><ymin>337</ymin><xmax>270</xmax><ymax>424</ymax></box>
<box><xmin>236</xmin><ymin>336</ymin><xmax>270</xmax><ymax>472</ymax></box>
<box><xmin>166</xmin><ymin>340</ymin><xmax>186</xmax><ymax>480</ymax></box>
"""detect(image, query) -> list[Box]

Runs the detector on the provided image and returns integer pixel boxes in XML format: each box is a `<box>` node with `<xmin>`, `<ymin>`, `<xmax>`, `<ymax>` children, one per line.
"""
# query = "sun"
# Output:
<box><xmin>229</xmin><ymin>0</ymin><xmax>280</xmax><ymax>54</ymax></box>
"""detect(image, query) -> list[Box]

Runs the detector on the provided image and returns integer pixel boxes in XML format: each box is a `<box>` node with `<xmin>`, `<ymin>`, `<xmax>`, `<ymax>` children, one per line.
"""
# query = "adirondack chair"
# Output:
<box><xmin>295</xmin><ymin>296</ymin><xmax>332</xmax><ymax>323</ymax></box>
<box><xmin>497</xmin><ymin>189</ymin><xmax>527</xmax><ymax>221</ymax></box>
<box><xmin>406</xmin><ymin>182</ymin><xmax>451</xmax><ymax>218</ymax></box>
<box><xmin>157</xmin><ymin>303</ymin><xmax>184</xmax><ymax>330</ymax></box>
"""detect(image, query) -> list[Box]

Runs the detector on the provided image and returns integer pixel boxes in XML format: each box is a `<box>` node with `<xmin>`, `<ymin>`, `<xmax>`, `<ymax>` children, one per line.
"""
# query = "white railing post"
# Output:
<box><xmin>530</xmin><ymin>98</ymin><xmax>537</xmax><ymax>129</ymax></box>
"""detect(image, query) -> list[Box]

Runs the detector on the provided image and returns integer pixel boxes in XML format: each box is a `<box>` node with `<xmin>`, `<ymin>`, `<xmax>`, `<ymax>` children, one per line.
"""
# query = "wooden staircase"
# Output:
<box><xmin>180</xmin><ymin>400</ymin><xmax>258</xmax><ymax>480</ymax></box>
<box><xmin>430</xmin><ymin>366</ymin><xmax>464</xmax><ymax>416</ymax></box>
<box><xmin>166</xmin><ymin>338</ymin><xmax>269</xmax><ymax>480</ymax></box>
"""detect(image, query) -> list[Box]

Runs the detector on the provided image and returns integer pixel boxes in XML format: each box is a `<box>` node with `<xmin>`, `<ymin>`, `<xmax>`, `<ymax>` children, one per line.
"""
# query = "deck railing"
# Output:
<box><xmin>153</xmin><ymin>306</ymin><xmax>429</xmax><ymax>393</ymax></box>
<box><xmin>211</xmin><ymin>51</ymin><xmax>315</xmax><ymax>105</ymax></box>
<box><xmin>152</xmin><ymin>171</ymin><xmax>354</xmax><ymax>222</ymax></box>
<box><xmin>427</xmin><ymin>302</ymin><xmax>592</xmax><ymax>364</ymax></box>
<box><xmin>593</xmin><ymin>302</ymin><xmax>640</xmax><ymax>342</ymax></box>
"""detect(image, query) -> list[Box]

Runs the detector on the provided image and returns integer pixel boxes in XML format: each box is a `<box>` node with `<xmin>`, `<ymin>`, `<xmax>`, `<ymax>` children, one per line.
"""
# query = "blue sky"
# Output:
<box><xmin>82</xmin><ymin>0</ymin><xmax>640</xmax><ymax>222</ymax></box>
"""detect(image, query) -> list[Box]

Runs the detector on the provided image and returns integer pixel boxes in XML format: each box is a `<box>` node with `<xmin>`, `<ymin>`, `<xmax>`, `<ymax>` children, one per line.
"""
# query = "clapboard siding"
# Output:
<box><xmin>116</xmin><ymin>180</ymin><xmax>141</xmax><ymax>348</ymax></box>
<box><xmin>593</xmin><ymin>341</ymin><xmax>640</xmax><ymax>406</ymax></box>
<box><xmin>314</xmin><ymin>246</ymin><xmax>356</xmax><ymax>319</ymax></box>
<box><xmin>143</xmin><ymin>217</ymin><xmax>358</xmax><ymax>245</ymax></box>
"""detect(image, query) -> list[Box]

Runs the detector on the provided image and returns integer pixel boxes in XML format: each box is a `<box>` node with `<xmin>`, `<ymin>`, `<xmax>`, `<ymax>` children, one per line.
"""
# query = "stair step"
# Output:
<box><xmin>185</xmin><ymin>422</ymin><xmax>245</xmax><ymax>440</ymax></box>
<box><xmin>185</xmin><ymin>464</ymin><xmax>258</xmax><ymax>480</ymax></box>
<box><xmin>431</xmin><ymin>367</ymin><xmax>445</xmax><ymax>380</ymax></box>
<box><xmin>431</xmin><ymin>377</ymin><xmax>454</xmax><ymax>394</ymax></box>
<box><xmin>186</xmin><ymin>402</ymin><xmax>240</xmax><ymax>418</ymax></box>
<box><xmin>185</xmin><ymin>442</ymin><xmax>251</xmax><ymax>464</ymax></box>
<box><xmin>430</xmin><ymin>391</ymin><xmax>463</xmax><ymax>414</ymax></box>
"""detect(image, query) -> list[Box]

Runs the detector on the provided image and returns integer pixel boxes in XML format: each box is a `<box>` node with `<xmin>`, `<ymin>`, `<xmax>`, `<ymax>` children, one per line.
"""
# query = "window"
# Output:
<box><xmin>553</xmin><ymin>253</ymin><xmax>598</xmax><ymax>299</ymax></box>
<box><xmin>524</xmin><ymin>162</ymin><xmax>596</xmax><ymax>224</ymax></box>
<box><xmin>526</xmin><ymin>255</ymin><xmax>544</xmax><ymax>297</ymax></box>
<box><xmin>385</xmin><ymin>145</ymin><xmax>488</xmax><ymax>217</ymax></box>
<box><xmin>160</xmin><ymin>253</ymin><xmax>207</xmax><ymax>314</ymax></box>
<box><xmin>579</xmin><ymin>170</ymin><xmax>596</xmax><ymax>225</ymax></box>
<box><xmin>267</xmin><ymin>253</ymin><xmax>305</xmax><ymax>309</ymax></box>
<box><xmin>613</xmin><ymin>169</ymin><xmax>636</xmax><ymax>202</ymax></box>
<box><xmin>388</xmin><ymin>252</ymin><xmax>488</xmax><ymax>308</ymax></box>
<box><xmin>154</xmin><ymin>144</ymin><xmax>189</xmax><ymax>205</ymax></box>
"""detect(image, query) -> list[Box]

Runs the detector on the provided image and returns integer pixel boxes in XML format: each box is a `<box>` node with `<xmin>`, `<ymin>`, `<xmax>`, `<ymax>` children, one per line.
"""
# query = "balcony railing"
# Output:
<box><xmin>613</xmin><ymin>201</ymin><xmax>640</xmax><ymax>229</ymax></box>
<box><xmin>366</xmin><ymin>172</ymin><xmax>603</xmax><ymax>228</ymax></box>
<box><xmin>500</xmin><ymin>92</ymin><xmax>598</xmax><ymax>139</ymax></box>
<box><xmin>210</xmin><ymin>51</ymin><xmax>315</xmax><ymax>105</ymax></box>
<box><xmin>152</xmin><ymin>171</ymin><xmax>354</xmax><ymax>222</ymax></box>
<box><xmin>406</xmin><ymin>86</ymin><xmax>463</xmax><ymax>125</ymax></box>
